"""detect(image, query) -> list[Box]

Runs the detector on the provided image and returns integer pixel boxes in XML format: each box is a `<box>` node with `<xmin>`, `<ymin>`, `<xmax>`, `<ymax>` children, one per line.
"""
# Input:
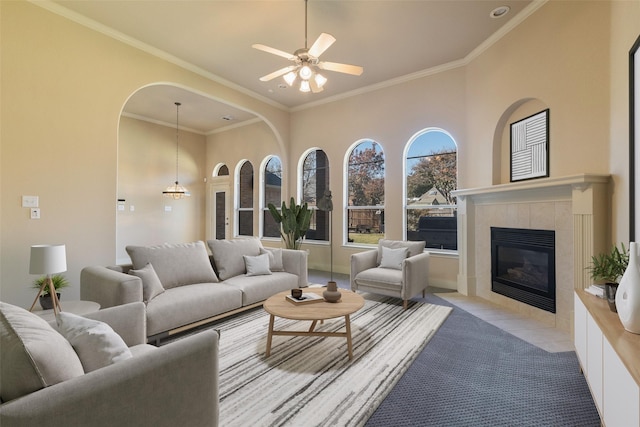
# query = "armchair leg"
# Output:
<box><xmin>403</xmin><ymin>300</ymin><xmax>408</xmax><ymax>310</ymax></box>
<box><xmin>422</xmin><ymin>289</ymin><xmax>426</xmax><ymax>298</ymax></box>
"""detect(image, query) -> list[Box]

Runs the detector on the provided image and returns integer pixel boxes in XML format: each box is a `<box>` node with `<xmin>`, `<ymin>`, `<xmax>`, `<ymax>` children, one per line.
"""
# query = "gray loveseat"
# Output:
<box><xmin>81</xmin><ymin>238</ymin><xmax>308</xmax><ymax>343</ymax></box>
<box><xmin>0</xmin><ymin>302</ymin><xmax>219</xmax><ymax>427</ymax></box>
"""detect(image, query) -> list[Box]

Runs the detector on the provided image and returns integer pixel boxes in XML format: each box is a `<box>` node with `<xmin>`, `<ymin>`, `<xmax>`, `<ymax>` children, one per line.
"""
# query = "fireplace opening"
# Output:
<box><xmin>491</xmin><ymin>227</ymin><xmax>556</xmax><ymax>313</ymax></box>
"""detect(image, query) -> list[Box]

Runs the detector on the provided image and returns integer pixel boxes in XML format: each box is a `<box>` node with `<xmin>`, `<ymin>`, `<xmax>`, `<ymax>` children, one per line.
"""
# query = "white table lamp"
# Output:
<box><xmin>28</xmin><ymin>244</ymin><xmax>67</xmax><ymax>314</ymax></box>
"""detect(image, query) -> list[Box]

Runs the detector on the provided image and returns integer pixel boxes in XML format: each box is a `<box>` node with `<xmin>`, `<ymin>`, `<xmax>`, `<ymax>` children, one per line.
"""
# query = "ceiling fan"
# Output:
<box><xmin>252</xmin><ymin>0</ymin><xmax>363</xmax><ymax>93</ymax></box>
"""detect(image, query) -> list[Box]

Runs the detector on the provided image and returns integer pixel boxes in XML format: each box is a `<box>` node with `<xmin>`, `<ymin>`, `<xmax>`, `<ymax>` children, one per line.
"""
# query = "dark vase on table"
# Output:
<box><xmin>604</xmin><ymin>283</ymin><xmax>618</xmax><ymax>312</ymax></box>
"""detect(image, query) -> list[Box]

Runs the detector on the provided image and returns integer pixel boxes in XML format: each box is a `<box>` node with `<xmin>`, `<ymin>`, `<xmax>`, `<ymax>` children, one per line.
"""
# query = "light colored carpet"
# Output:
<box><xmin>214</xmin><ymin>293</ymin><xmax>452</xmax><ymax>427</ymax></box>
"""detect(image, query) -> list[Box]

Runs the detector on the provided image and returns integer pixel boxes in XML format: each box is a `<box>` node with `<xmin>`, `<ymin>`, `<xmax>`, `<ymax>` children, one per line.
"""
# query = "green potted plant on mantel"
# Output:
<box><xmin>587</xmin><ymin>243</ymin><xmax>629</xmax><ymax>312</ymax></box>
<box><xmin>267</xmin><ymin>197</ymin><xmax>312</xmax><ymax>250</ymax></box>
<box><xmin>32</xmin><ymin>274</ymin><xmax>70</xmax><ymax>310</ymax></box>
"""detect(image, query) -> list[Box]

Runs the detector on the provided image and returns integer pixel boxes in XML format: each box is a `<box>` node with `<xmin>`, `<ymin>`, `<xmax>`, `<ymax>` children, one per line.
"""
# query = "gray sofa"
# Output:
<box><xmin>0</xmin><ymin>302</ymin><xmax>219</xmax><ymax>427</ymax></box>
<box><xmin>81</xmin><ymin>238</ymin><xmax>308</xmax><ymax>343</ymax></box>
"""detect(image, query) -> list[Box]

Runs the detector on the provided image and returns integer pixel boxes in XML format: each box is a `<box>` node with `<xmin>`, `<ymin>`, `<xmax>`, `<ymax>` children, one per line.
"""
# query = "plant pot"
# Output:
<box><xmin>604</xmin><ymin>283</ymin><xmax>618</xmax><ymax>312</ymax></box>
<box><xmin>323</xmin><ymin>281</ymin><xmax>341</xmax><ymax>303</ymax></box>
<box><xmin>39</xmin><ymin>293</ymin><xmax>60</xmax><ymax>310</ymax></box>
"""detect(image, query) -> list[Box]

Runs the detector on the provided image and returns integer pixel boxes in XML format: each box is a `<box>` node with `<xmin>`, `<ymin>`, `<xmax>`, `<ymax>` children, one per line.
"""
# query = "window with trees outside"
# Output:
<box><xmin>237</xmin><ymin>161</ymin><xmax>253</xmax><ymax>236</ymax></box>
<box><xmin>346</xmin><ymin>140</ymin><xmax>385</xmax><ymax>245</ymax></box>
<box><xmin>405</xmin><ymin>129</ymin><xmax>457</xmax><ymax>250</ymax></box>
<box><xmin>300</xmin><ymin>149</ymin><xmax>330</xmax><ymax>241</ymax></box>
<box><xmin>263</xmin><ymin>156</ymin><xmax>282</xmax><ymax>238</ymax></box>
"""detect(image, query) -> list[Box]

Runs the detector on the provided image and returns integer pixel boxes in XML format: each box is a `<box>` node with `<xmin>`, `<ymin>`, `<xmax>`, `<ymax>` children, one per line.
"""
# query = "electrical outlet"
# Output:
<box><xmin>30</xmin><ymin>208</ymin><xmax>41</xmax><ymax>219</ymax></box>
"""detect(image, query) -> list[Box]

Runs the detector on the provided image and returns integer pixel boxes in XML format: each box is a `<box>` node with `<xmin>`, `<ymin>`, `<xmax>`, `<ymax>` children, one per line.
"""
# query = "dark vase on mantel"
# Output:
<box><xmin>39</xmin><ymin>293</ymin><xmax>61</xmax><ymax>310</ymax></box>
<box><xmin>604</xmin><ymin>283</ymin><xmax>618</xmax><ymax>312</ymax></box>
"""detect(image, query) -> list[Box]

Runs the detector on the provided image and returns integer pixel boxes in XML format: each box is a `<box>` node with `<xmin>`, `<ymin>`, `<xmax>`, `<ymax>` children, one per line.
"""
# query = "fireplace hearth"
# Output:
<box><xmin>491</xmin><ymin>227</ymin><xmax>556</xmax><ymax>313</ymax></box>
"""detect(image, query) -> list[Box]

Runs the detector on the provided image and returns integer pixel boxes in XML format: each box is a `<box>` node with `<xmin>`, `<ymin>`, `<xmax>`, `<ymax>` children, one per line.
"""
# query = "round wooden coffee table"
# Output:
<box><xmin>263</xmin><ymin>288</ymin><xmax>365</xmax><ymax>360</ymax></box>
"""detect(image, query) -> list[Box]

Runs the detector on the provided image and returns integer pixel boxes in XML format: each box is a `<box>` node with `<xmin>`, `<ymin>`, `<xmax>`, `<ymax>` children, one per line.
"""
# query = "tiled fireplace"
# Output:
<box><xmin>452</xmin><ymin>174</ymin><xmax>610</xmax><ymax>332</ymax></box>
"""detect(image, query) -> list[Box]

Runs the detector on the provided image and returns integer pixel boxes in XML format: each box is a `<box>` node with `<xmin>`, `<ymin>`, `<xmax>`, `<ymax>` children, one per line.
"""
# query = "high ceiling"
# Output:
<box><xmin>47</xmin><ymin>0</ymin><xmax>536</xmax><ymax>133</ymax></box>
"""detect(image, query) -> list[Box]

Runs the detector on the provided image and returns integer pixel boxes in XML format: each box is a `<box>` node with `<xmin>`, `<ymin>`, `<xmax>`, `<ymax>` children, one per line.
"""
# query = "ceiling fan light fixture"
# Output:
<box><xmin>283</xmin><ymin>71</ymin><xmax>297</xmax><ymax>86</ymax></box>
<box><xmin>314</xmin><ymin>73</ymin><xmax>327</xmax><ymax>88</ymax></box>
<box><xmin>299</xmin><ymin>64</ymin><xmax>313</xmax><ymax>80</ymax></box>
<box><xmin>300</xmin><ymin>80</ymin><xmax>311</xmax><ymax>92</ymax></box>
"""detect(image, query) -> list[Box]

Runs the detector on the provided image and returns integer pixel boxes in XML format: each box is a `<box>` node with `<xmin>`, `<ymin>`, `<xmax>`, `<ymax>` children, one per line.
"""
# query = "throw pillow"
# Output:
<box><xmin>126</xmin><ymin>241</ymin><xmax>218</xmax><ymax>289</ymax></box>
<box><xmin>260</xmin><ymin>247</ymin><xmax>285</xmax><ymax>272</ymax></box>
<box><xmin>0</xmin><ymin>302</ymin><xmax>84</xmax><ymax>402</ymax></box>
<box><xmin>376</xmin><ymin>239</ymin><xmax>426</xmax><ymax>265</ymax></box>
<box><xmin>243</xmin><ymin>253</ymin><xmax>272</xmax><ymax>276</ymax></box>
<box><xmin>207</xmin><ymin>237</ymin><xmax>262</xmax><ymax>280</ymax></box>
<box><xmin>129</xmin><ymin>262</ymin><xmax>165</xmax><ymax>303</ymax></box>
<box><xmin>379</xmin><ymin>246</ymin><xmax>409</xmax><ymax>270</ymax></box>
<box><xmin>56</xmin><ymin>311</ymin><xmax>133</xmax><ymax>373</ymax></box>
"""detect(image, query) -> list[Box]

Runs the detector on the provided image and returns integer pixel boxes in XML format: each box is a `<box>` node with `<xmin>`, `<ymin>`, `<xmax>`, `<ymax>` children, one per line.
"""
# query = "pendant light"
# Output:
<box><xmin>163</xmin><ymin>102</ymin><xmax>190</xmax><ymax>199</ymax></box>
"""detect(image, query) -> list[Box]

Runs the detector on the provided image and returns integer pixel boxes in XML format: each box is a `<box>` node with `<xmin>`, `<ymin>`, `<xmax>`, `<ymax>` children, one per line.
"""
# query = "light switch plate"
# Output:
<box><xmin>22</xmin><ymin>196</ymin><xmax>39</xmax><ymax>208</ymax></box>
<box><xmin>30</xmin><ymin>208</ymin><xmax>41</xmax><ymax>219</ymax></box>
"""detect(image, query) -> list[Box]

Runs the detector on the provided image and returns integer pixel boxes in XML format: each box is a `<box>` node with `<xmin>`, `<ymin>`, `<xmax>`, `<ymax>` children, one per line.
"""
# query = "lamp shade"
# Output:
<box><xmin>29</xmin><ymin>244</ymin><xmax>67</xmax><ymax>275</ymax></box>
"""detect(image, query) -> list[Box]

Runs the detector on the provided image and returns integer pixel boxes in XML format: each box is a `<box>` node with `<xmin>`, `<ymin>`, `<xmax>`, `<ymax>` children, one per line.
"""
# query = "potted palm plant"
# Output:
<box><xmin>587</xmin><ymin>243</ymin><xmax>629</xmax><ymax>312</ymax></box>
<box><xmin>267</xmin><ymin>197</ymin><xmax>311</xmax><ymax>250</ymax></box>
<box><xmin>32</xmin><ymin>274</ymin><xmax>70</xmax><ymax>310</ymax></box>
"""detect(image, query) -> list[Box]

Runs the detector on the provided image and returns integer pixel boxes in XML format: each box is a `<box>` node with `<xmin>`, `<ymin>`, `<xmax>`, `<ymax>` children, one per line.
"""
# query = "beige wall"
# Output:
<box><xmin>117</xmin><ymin>116</ymin><xmax>207</xmax><ymax>263</ymax></box>
<box><xmin>2</xmin><ymin>1</ymin><xmax>638</xmax><ymax>305</ymax></box>
<box><xmin>206</xmin><ymin>120</ymin><xmax>283</xmax><ymax>238</ymax></box>
<box><xmin>0</xmin><ymin>1</ymin><xmax>288</xmax><ymax>307</ymax></box>
<box><xmin>289</xmin><ymin>67</ymin><xmax>467</xmax><ymax>276</ymax></box>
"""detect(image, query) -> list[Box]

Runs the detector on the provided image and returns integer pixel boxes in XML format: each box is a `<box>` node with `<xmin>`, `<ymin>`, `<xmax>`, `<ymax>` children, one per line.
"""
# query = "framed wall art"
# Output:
<box><xmin>630</xmin><ymin>34</ymin><xmax>640</xmax><ymax>241</ymax></box>
<box><xmin>510</xmin><ymin>109</ymin><xmax>549</xmax><ymax>182</ymax></box>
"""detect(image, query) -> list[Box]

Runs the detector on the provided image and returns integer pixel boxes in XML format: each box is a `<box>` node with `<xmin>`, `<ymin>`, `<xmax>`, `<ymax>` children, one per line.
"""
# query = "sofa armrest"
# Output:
<box><xmin>80</xmin><ymin>266</ymin><xmax>143</xmax><ymax>309</ymax></box>
<box><xmin>350</xmin><ymin>249</ymin><xmax>379</xmax><ymax>291</ymax></box>
<box><xmin>84</xmin><ymin>302</ymin><xmax>147</xmax><ymax>347</ymax></box>
<box><xmin>0</xmin><ymin>330</ymin><xmax>219</xmax><ymax>427</ymax></box>
<box><xmin>402</xmin><ymin>251</ymin><xmax>430</xmax><ymax>299</ymax></box>
<box><xmin>281</xmin><ymin>249</ymin><xmax>309</xmax><ymax>288</ymax></box>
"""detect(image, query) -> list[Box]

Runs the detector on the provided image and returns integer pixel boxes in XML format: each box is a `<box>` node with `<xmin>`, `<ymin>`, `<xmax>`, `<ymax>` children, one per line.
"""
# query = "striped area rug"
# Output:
<box><xmin>214</xmin><ymin>293</ymin><xmax>452</xmax><ymax>427</ymax></box>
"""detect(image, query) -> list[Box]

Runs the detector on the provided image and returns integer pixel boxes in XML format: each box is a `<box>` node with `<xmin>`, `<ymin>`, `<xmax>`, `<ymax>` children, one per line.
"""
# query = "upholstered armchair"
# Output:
<box><xmin>350</xmin><ymin>239</ymin><xmax>429</xmax><ymax>309</ymax></box>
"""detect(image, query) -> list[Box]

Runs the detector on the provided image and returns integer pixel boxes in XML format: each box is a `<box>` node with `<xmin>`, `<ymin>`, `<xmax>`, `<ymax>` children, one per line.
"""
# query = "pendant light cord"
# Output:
<box><xmin>175</xmin><ymin>102</ymin><xmax>181</xmax><ymax>184</ymax></box>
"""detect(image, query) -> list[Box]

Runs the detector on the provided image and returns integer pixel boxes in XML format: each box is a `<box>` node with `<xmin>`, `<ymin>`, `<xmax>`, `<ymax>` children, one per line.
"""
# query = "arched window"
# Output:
<box><xmin>262</xmin><ymin>156</ymin><xmax>282</xmax><ymax>238</ymax></box>
<box><xmin>300</xmin><ymin>149</ymin><xmax>330</xmax><ymax>241</ymax></box>
<box><xmin>216</xmin><ymin>164</ymin><xmax>229</xmax><ymax>176</ymax></box>
<box><xmin>346</xmin><ymin>140</ymin><xmax>385</xmax><ymax>245</ymax></box>
<box><xmin>237</xmin><ymin>160</ymin><xmax>254</xmax><ymax>236</ymax></box>
<box><xmin>404</xmin><ymin>129</ymin><xmax>458</xmax><ymax>250</ymax></box>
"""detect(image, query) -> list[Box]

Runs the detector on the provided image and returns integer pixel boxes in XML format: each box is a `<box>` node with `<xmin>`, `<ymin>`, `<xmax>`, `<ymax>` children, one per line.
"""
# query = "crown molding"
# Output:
<box><xmin>31</xmin><ymin>0</ymin><xmax>549</xmax><ymax>115</ymax></box>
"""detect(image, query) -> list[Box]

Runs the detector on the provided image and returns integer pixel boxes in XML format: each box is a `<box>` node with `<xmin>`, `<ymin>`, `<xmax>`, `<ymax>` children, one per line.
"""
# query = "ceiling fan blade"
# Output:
<box><xmin>308</xmin><ymin>33</ymin><xmax>336</xmax><ymax>58</ymax></box>
<box><xmin>259</xmin><ymin>65</ymin><xmax>298</xmax><ymax>82</ymax></box>
<box><xmin>318</xmin><ymin>61</ymin><xmax>364</xmax><ymax>76</ymax></box>
<box><xmin>252</xmin><ymin>44</ymin><xmax>296</xmax><ymax>60</ymax></box>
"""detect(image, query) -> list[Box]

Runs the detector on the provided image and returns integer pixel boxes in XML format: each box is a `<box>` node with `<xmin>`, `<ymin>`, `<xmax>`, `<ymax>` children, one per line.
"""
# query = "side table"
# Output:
<box><xmin>31</xmin><ymin>300</ymin><xmax>100</xmax><ymax>323</ymax></box>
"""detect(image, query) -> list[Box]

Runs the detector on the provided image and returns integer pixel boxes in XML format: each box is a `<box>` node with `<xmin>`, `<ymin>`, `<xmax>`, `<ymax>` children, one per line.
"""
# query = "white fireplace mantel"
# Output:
<box><xmin>453</xmin><ymin>173</ymin><xmax>611</xmax><ymax>331</ymax></box>
<box><xmin>452</xmin><ymin>173</ymin><xmax>611</xmax><ymax>202</ymax></box>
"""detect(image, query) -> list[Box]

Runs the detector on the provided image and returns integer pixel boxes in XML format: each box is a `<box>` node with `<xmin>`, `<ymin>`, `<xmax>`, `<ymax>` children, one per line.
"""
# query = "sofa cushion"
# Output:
<box><xmin>207</xmin><ymin>238</ymin><xmax>262</xmax><ymax>280</ymax></box>
<box><xmin>129</xmin><ymin>262</ymin><xmax>165</xmax><ymax>303</ymax></box>
<box><xmin>56</xmin><ymin>311</ymin><xmax>133</xmax><ymax>373</ymax></box>
<box><xmin>145</xmin><ymin>283</ymin><xmax>243</xmax><ymax>336</ymax></box>
<box><xmin>126</xmin><ymin>241</ymin><xmax>218</xmax><ymax>289</ymax></box>
<box><xmin>244</xmin><ymin>253</ymin><xmax>272</xmax><ymax>276</ymax></box>
<box><xmin>354</xmin><ymin>267</ymin><xmax>403</xmax><ymax>289</ymax></box>
<box><xmin>379</xmin><ymin>246</ymin><xmax>409</xmax><ymax>270</ymax></box>
<box><xmin>376</xmin><ymin>239</ymin><xmax>425</xmax><ymax>265</ymax></box>
<box><xmin>225</xmin><ymin>272</ymin><xmax>299</xmax><ymax>306</ymax></box>
<box><xmin>0</xmin><ymin>302</ymin><xmax>84</xmax><ymax>401</ymax></box>
<box><xmin>260</xmin><ymin>247</ymin><xmax>285</xmax><ymax>272</ymax></box>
